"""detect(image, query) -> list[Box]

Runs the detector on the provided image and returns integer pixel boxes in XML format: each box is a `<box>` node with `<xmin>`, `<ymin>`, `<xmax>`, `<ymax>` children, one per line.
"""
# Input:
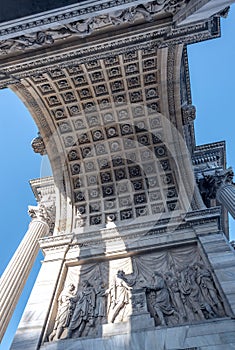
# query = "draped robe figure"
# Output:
<box><xmin>67</xmin><ymin>280</ymin><xmax>96</xmax><ymax>338</ymax></box>
<box><xmin>107</xmin><ymin>270</ymin><xmax>131</xmax><ymax>323</ymax></box>
<box><xmin>146</xmin><ymin>271</ymin><xmax>177</xmax><ymax>326</ymax></box>
<box><xmin>49</xmin><ymin>284</ymin><xmax>76</xmax><ymax>341</ymax></box>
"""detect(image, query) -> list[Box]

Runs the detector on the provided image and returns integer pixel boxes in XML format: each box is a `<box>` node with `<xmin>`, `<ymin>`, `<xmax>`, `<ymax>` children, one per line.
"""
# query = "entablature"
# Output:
<box><xmin>0</xmin><ymin>0</ymin><xmax>228</xmax><ymax>88</ymax></box>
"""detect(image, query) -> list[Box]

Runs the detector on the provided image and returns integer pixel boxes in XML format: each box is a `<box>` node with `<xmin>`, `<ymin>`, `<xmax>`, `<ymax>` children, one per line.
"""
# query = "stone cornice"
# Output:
<box><xmin>195</xmin><ymin>141</ymin><xmax>226</xmax><ymax>152</ymax></box>
<box><xmin>193</xmin><ymin>141</ymin><xmax>226</xmax><ymax>169</ymax></box>
<box><xmin>0</xmin><ymin>16</ymin><xmax>220</xmax><ymax>89</ymax></box>
<box><xmin>39</xmin><ymin>208</ymin><xmax>221</xmax><ymax>253</ymax></box>
<box><xmin>30</xmin><ymin>176</ymin><xmax>55</xmax><ymax>202</ymax></box>
<box><xmin>184</xmin><ymin>206</ymin><xmax>221</xmax><ymax>221</ymax></box>
<box><xmin>0</xmin><ymin>0</ymin><xmax>225</xmax><ymax>44</ymax></box>
<box><xmin>0</xmin><ymin>0</ymin><xmax>144</xmax><ymax>39</ymax></box>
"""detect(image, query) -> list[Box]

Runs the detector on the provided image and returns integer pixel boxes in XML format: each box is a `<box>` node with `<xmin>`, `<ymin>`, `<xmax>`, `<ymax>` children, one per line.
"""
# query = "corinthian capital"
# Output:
<box><xmin>28</xmin><ymin>204</ymin><xmax>53</xmax><ymax>226</ymax></box>
<box><xmin>197</xmin><ymin>167</ymin><xmax>234</xmax><ymax>208</ymax></box>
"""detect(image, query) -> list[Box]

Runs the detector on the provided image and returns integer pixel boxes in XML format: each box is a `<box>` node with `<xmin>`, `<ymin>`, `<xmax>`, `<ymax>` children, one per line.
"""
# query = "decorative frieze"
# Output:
<box><xmin>0</xmin><ymin>0</ymin><xmax>191</xmax><ymax>56</ymax></box>
<box><xmin>0</xmin><ymin>17</ymin><xmax>220</xmax><ymax>89</ymax></box>
<box><xmin>46</xmin><ymin>245</ymin><xmax>226</xmax><ymax>342</ymax></box>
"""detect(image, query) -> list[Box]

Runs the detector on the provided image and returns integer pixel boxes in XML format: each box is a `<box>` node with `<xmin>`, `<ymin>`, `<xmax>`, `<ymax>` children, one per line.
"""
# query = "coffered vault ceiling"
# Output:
<box><xmin>11</xmin><ymin>45</ymin><xmax>199</xmax><ymax>230</ymax></box>
<box><xmin>0</xmin><ymin>0</ymin><xmax>224</xmax><ymax>231</ymax></box>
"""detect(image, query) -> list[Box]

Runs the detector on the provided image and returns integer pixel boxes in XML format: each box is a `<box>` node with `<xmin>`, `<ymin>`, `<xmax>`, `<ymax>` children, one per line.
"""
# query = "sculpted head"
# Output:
<box><xmin>117</xmin><ymin>270</ymin><xmax>125</xmax><ymax>278</ymax></box>
<box><xmin>67</xmin><ymin>283</ymin><xmax>75</xmax><ymax>292</ymax></box>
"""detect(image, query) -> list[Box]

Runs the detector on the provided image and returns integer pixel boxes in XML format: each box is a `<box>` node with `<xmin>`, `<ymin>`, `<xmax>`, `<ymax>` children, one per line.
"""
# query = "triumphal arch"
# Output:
<box><xmin>0</xmin><ymin>1</ymin><xmax>235</xmax><ymax>349</ymax></box>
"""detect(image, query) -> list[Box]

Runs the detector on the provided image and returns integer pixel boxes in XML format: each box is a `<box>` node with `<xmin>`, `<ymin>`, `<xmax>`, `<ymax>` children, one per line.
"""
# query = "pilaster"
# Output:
<box><xmin>198</xmin><ymin>232</ymin><xmax>235</xmax><ymax>315</ymax></box>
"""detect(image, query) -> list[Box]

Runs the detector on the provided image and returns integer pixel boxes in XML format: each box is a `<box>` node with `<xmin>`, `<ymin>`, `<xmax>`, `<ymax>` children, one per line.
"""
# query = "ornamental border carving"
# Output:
<box><xmin>0</xmin><ymin>0</ymin><xmax>153</xmax><ymax>39</ymax></box>
<box><xmin>0</xmin><ymin>17</ymin><xmax>220</xmax><ymax>89</ymax></box>
<box><xmin>0</xmin><ymin>0</ymin><xmax>193</xmax><ymax>42</ymax></box>
<box><xmin>39</xmin><ymin>208</ymin><xmax>221</xmax><ymax>253</ymax></box>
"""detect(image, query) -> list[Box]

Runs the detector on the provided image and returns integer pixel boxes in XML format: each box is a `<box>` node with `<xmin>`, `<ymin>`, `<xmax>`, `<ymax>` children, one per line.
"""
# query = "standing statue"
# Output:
<box><xmin>49</xmin><ymin>284</ymin><xmax>76</xmax><ymax>341</ymax></box>
<box><xmin>67</xmin><ymin>280</ymin><xmax>96</xmax><ymax>338</ymax></box>
<box><xmin>106</xmin><ymin>270</ymin><xmax>131</xmax><ymax>323</ymax></box>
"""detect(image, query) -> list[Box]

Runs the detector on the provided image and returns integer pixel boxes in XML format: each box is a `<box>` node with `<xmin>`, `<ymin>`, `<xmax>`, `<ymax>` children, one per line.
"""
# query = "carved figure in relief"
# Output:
<box><xmin>49</xmin><ymin>260</ymin><xmax>225</xmax><ymax>340</ymax></box>
<box><xmin>64</xmin><ymin>18</ymin><xmax>94</xmax><ymax>37</ymax></box>
<box><xmin>0</xmin><ymin>31</ymin><xmax>54</xmax><ymax>53</ymax></box>
<box><xmin>193</xmin><ymin>263</ymin><xmax>224</xmax><ymax>316</ymax></box>
<box><xmin>164</xmin><ymin>271</ymin><xmax>187</xmax><ymax>323</ymax></box>
<box><xmin>145</xmin><ymin>0</ymin><xmax>165</xmax><ymax>14</ymax></box>
<box><xmin>106</xmin><ymin>270</ymin><xmax>131</xmax><ymax>323</ymax></box>
<box><xmin>146</xmin><ymin>271</ymin><xmax>178</xmax><ymax>326</ymax></box>
<box><xmin>179</xmin><ymin>266</ymin><xmax>216</xmax><ymax>320</ymax></box>
<box><xmin>49</xmin><ymin>284</ymin><xmax>76</xmax><ymax>341</ymax></box>
<box><xmin>0</xmin><ymin>0</ymin><xmax>193</xmax><ymax>56</ymax></box>
<box><xmin>94</xmin><ymin>279</ymin><xmax>107</xmax><ymax>323</ymax></box>
<box><xmin>67</xmin><ymin>280</ymin><xmax>96</xmax><ymax>338</ymax></box>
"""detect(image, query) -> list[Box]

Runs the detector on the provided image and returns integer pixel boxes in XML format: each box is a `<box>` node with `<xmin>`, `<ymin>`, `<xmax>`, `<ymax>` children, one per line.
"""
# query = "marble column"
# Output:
<box><xmin>0</xmin><ymin>204</ymin><xmax>51</xmax><ymax>343</ymax></box>
<box><xmin>217</xmin><ymin>183</ymin><xmax>235</xmax><ymax>219</ymax></box>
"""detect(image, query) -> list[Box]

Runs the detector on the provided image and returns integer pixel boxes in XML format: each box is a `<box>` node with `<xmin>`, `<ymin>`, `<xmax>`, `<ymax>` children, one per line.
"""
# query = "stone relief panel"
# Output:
<box><xmin>0</xmin><ymin>0</ymin><xmax>190</xmax><ymax>56</ymax></box>
<box><xmin>47</xmin><ymin>245</ymin><xmax>226</xmax><ymax>342</ymax></box>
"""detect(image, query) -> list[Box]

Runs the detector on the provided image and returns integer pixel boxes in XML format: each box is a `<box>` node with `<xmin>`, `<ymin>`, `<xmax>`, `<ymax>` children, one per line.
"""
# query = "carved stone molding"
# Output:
<box><xmin>0</xmin><ymin>0</ymin><xmax>189</xmax><ymax>44</ymax></box>
<box><xmin>36</xmin><ymin>208</ymin><xmax>222</xmax><ymax>260</ymax></box>
<box><xmin>0</xmin><ymin>17</ymin><xmax>220</xmax><ymax>89</ymax></box>
<box><xmin>0</xmin><ymin>0</ymin><xmax>177</xmax><ymax>39</ymax></box>
<box><xmin>192</xmin><ymin>141</ymin><xmax>226</xmax><ymax>175</ymax></box>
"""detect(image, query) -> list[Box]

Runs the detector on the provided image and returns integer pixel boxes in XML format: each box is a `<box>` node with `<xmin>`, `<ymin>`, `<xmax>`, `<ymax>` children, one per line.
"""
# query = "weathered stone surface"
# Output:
<box><xmin>37</xmin><ymin>319</ymin><xmax>235</xmax><ymax>350</ymax></box>
<box><xmin>1</xmin><ymin>1</ymin><xmax>235</xmax><ymax>349</ymax></box>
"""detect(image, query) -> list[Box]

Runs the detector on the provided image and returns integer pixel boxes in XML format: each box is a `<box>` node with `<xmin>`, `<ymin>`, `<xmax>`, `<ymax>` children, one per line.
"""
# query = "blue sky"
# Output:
<box><xmin>0</xmin><ymin>5</ymin><xmax>234</xmax><ymax>349</ymax></box>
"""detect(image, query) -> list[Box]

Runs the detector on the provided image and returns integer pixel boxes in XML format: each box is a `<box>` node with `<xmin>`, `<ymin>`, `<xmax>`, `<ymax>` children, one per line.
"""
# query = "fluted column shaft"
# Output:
<box><xmin>217</xmin><ymin>183</ymin><xmax>235</xmax><ymax>219</ymax></box>
<box><xmin>0</xmin><ymin>206</ymin><xmax>50</xmax><ymax>343</ymax></box>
